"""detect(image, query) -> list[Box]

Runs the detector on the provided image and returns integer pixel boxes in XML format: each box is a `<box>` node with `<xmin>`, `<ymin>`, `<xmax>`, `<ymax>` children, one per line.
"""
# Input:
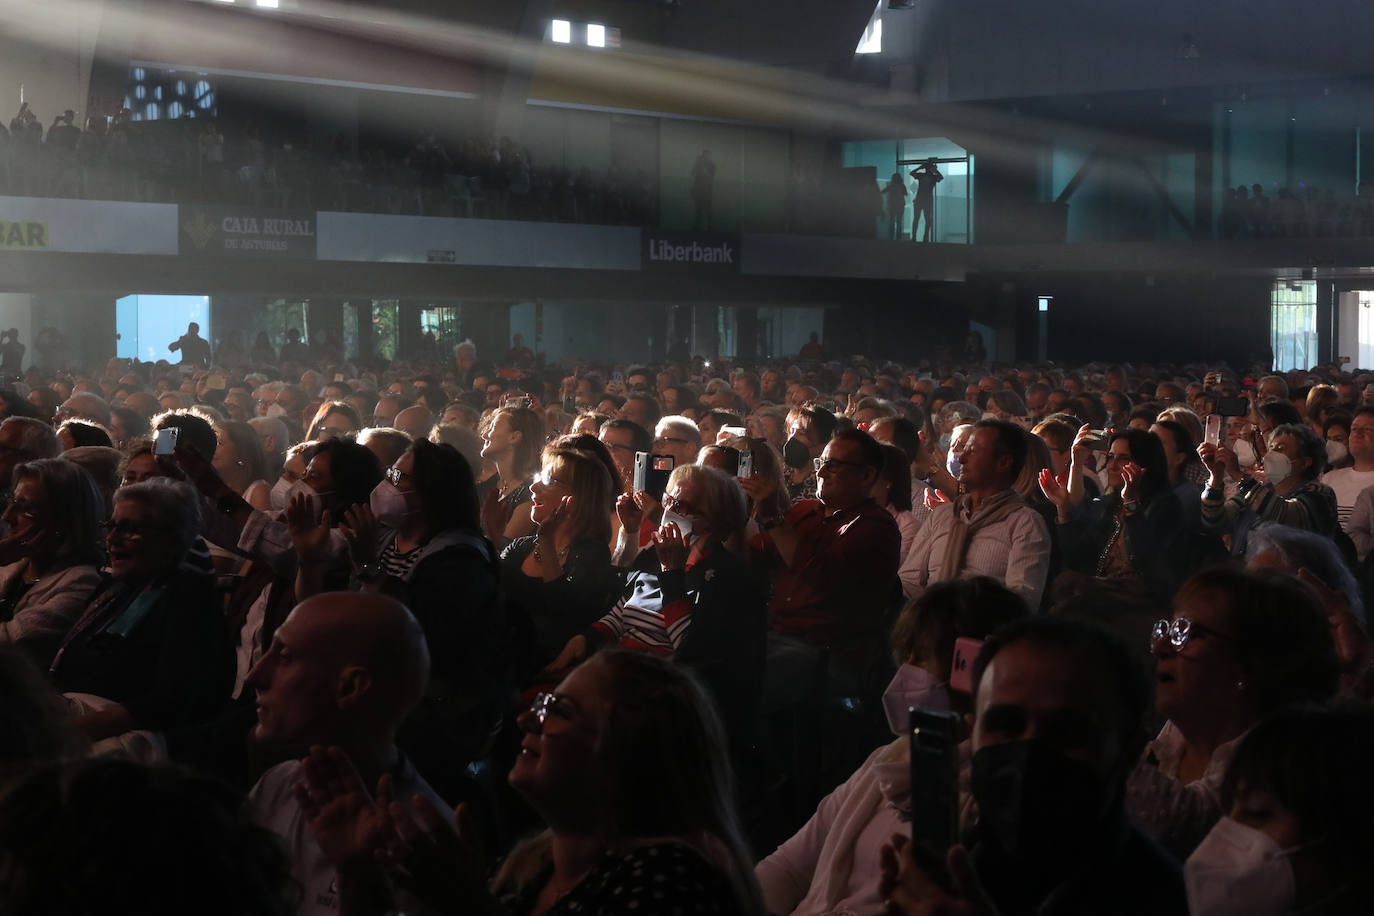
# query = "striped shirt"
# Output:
<box><xmin>593</xmin><ymin>567</ymin><xmax>694</xmax><ymax>655</ymax></box>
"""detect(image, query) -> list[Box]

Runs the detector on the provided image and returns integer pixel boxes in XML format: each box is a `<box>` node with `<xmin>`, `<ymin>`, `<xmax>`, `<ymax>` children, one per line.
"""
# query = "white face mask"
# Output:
<box><xmin>285</xmin><ymin>479</ymin><xmax>332</xmax><ymax>520</ymax></box>
<box><xmin>1263</xmin><ymin>451</ymin><xmax>1293</xmax><ymax>486</ymax></box>
<box><xmin>938</xmin><ymin>432</ymin><xmax>953</xmax><ymax>452</ymax></box>
<box><xmin>660</xmin><ymin>509</ymin><xmax>695</xmax><ymax>545</ymax></box>
<box><xmin>370</xmin><ymin>480</ymin><xmax>416</xmax><ymax>529</ymax></box>
<box><xmin>269</xmin><ymin>476</ymin><xmax>293</xmax><ymax>511</ymax></box>
<box><xmin>880</xmin><ymin>664</ymin><xmax>951</xmax><ymax>736</ymax></box>
<box><xmin>265</xmin><ymin>403</ymin><xmax>288</xmax><ymax>419</ymax></box>
<box><xmin>1326</xmin><ymin>440</ymin><xmax>1348</xmax><ymax>465</ymax></box>
<box><xmin>946</xmin><ymin>450</ymin><xmax>963</xmax><ymax>479</ymax></box>
<box><xmin>1185</xmin><ymin>817</ymin><xmax>1299</xmax><ymax>916</ymax></box>
<box><xmin>1233</xmin><ymin>438</ymin><xmax>1257</xmax><ymax>468</ymax></box>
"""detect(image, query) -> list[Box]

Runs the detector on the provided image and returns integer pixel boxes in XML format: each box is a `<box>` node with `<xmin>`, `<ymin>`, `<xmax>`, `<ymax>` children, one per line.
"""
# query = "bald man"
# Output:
<box><xmin>392</xmin><ymin>405</ymin><xmax>434</xmax><ymax>442</ymax></box>
<box><xmin>246</xmin><ymin>593</ymin><xmax>449</xmax><ymax>916</ymax></box>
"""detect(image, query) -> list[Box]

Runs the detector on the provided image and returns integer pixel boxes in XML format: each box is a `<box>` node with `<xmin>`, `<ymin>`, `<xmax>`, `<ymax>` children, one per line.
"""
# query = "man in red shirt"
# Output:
<box><xmin>753</xmin><ymin>428</ymin><xmax>901</xmax><ymax>699</ymax></box>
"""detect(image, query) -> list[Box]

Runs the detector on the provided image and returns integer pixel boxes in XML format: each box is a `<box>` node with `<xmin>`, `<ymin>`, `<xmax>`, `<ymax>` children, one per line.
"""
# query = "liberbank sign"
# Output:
<box><xmin>642</xmin><ymin>231</ymin><xmax>740</xmax><ymax>271</ymax></box>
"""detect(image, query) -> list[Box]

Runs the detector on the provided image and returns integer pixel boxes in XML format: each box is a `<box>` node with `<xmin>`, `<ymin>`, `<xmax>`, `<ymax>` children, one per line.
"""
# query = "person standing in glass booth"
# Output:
<box><xmin>910</xmin><ymin>157</ymin><xmax>944</xmax><ymax>243</ymax></box>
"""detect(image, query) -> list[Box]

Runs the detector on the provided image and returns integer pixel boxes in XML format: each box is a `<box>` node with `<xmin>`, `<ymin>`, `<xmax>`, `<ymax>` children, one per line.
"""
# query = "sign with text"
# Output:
<box><xmin>641</xmin><ymin>231</ymin><xmax>740</xmax><ymax>271</ymax></box>
<box><xmin>0</xmin><ymin>196</ymin><xmax>177</xmax><ymax>254</ymax></box>
<box><xmin>179</xmin><ymin>207</ymin><xmax>317</xmax><ymax>258</ymax></box>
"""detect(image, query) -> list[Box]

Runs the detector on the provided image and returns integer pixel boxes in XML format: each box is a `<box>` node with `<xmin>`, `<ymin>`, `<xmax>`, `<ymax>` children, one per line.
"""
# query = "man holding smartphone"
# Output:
<box><xmin>879</xmin><ymin>617</ymin><xmax>1187</xmax><ymax>916</ymax></box>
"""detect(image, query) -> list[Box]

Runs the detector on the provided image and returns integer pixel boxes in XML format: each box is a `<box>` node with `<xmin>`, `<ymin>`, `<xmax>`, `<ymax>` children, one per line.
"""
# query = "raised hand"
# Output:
<box><xmin>294</xmin><ymin>745</ymin><xmax>390</xmax><ymax>868</ymax></box>
<box><xmin>341</xmin><ymin>502</ymin><xmax>380</xmax><ymax>570</ymax></box>
<box><xmin>286</xmin><ymin>491</ymin><xmax>332</xmax><ymax>563</ymax></box>
<box><xmin>380</xmin><ymin>798</ymin><xmax>493</xmax><ymax>914</ymax></box>
<box><xmin>878</xmin><ymin>834</ymin><xmax>999</xmax><ymax>916</ymax></box>
<box><xmin>1038</xmin><ymin>467</ymin><xmax>1069</xmax><ymax>509</ymax></box>
<box><xmin>652</xmin><ymin>520</ymin><xmax>689</xmax><ymax>571</ymax></box>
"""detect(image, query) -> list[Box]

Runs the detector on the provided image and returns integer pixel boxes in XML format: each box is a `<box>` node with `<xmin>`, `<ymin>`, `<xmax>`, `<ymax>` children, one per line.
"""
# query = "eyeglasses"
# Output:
<box><xmin>1151</xmin><ymin>616</ymin><xmax>1234</xmax><ymax>651</ymax></box>
<box><xmin>814</xmin><ymin>457</ymin><xmax>868</xmax><ymax>474</ymax></box>
<box><xmin>661</xmin><ymin>493</ymin><xmax>700</xmax><ymax>517</ymax></box>
<box><xmin>384</xmin><ymin>466</ymin><xmax>412</xmax><ymax>487</ymax></box>
<box><xmin>654</xmin><ymin>436</ymin><xmax>692</xmax><ymax>447</ymax></box>
<box><xmin>100</xmin><ymin>520</ymin><xmax>168</xmax><ymax>541</ymax></box>
<box><xmin>2</xmin><ymin>498</ymin><xmax>37</xmax><ymax>520</ymax></box>
<box><xmin>529</xmin><ymin>692</ymin><xmax>572</xmax><ymax>726</ymax></box>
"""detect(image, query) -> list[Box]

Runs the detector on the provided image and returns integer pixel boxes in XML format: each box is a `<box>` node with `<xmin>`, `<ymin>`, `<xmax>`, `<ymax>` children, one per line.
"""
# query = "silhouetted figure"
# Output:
<box><xmin>884</xmin><ymin>172</ymin><xmax>908</xmax><ymax>240</ymax></box>
<box><xmin>0</xmin><ymin>329</ymin><xmax>24</xmax><ymax>376</ymax></box>
<box><xmin>168</xmin><ymin>322</ymin><xmax>210</xmax><ymax>367</ymax></box>
<box><xmin>910</xmin><ymin>158</ymin><xmax>943</xmax><ymax>242</ymax></box>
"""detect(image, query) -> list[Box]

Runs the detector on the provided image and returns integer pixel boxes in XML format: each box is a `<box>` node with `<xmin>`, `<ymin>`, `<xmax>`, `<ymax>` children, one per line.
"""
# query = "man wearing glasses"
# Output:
<box><xmin>753</xmin><ymin>428</ymin><xmax>901</xmax><ymax>695</ymax></box>
<box><xmin>899</xmin><ymin>419</ymin><xmax>1051</xmax><ymax>610</ymax></box>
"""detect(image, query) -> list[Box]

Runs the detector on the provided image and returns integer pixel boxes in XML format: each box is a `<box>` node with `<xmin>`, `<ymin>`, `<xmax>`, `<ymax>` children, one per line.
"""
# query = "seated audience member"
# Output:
<box><xmin>598</xmin><ymin>416</ymin><xmax>651</xmax><ymax>494</ymax></box>
<box><xmin>0</xmin><ymin>417</ymin><xmax>60</xmax><ymax>498</ymax></box>
<box><xmin>61</xmin><ymin>445</ymin><xmax>122</xmax><ymax>513</ymax></box>
<box><xmin>1126</xmin><ymin>567</ymin><xmax>1339</xmax><ymax>860</ymax></box>
<box><xmin>479</xmin><ymin>404</ymin><xmax>543</xmax><ymax>547</ymax></box>
<box><xmin>1199</xmin><ymin>422</ymin><xmax>1338</xmax><ymax>553</ymax></box>
<box><xmin>107</xmin><ymin>406</ymin><xmax>149</xmax><ymax>451</ymax></box>
<box><xmin>297</xmin><ymin>651</ymin><xmax>761</xmax><ymax>916</ymax></box>
<box><xmin>753</xmin><ymin>429</ymin><xmax>901</xmax><ymax>677</ymax></box>
<box><xmin>783</xmin><ymin>404</ymin><xmax>839</xmax><ymax>500</ymax></box>
<box><xmin>0</xmin><ymin>758</ymin><xmax>296</xmax><ymax>916</ymax></box>
<box><xmin>50</xmin><ymin>479</ymin><xmax>234</xmax><ymax>743</ymax></box>
<box><xmin>0</xmin><ymin>460</ymin><xmax>104</xmax><ymax>667</ymax></box>
<box><xmin>245</xmin><ymin>592</ymin><xmax>444</xmax><ymax>915</ymax></box>
<box><xmin>312</xmin><ymin>439</ymin><xmax>506</xmax><ymax>777</ymax></box>
<box><xmin>879</xmin><ymin>616</ymin><xmax>1188</xmax><ymax>916</ymax></box>
<box><xmin>268</xmin><ymin>440</ymin><xmax>317</xmax><ymax>511</ymax></box>
<box><xmin>757</xmin><ymin>578</ymin><xmax>1028</xmax><ymax>916</ymax></box>
<box><xmin>1185</xmin><ymin>704</ymin><xmax>1374</xmax><ymax>915</ymax></box>
<box><xmin>733</xmin><ymin>436</ymin><xmax>793</xmax><ymax>532</ymax></box>
<box><xmin>1040</xmin><ymin>427</ymin><xmax>1184</xmax><ymax>601</ymax></box>
<box><xmin>214</xmin><ymin>419</ymin><xmax>272</xmax><ymax>510</ymax></box>
<box><xmin>249</xmin><ymin>415</ymin><xmax>291</xmax><ymax>480</ymax></box>
<box><xmin>56</xmin><ymin>419</ymin><xmax>112</xmax><ymax>450</ymax></box>
<box><xmin>394</xmin><ymin>404</ymin><xmax>435</xmax><ymax>441</ymax></box>
<box><xmin>876</xmin><ymin>442</ymin><xmax>921</xmax><ymax>559</ymax></box>
<box><xmin>356</xmin><ymin>426</ymin><xmax>412</xmax><ymax>471</ymax></box>
<box><xmin>901</xmin><ymin>419</ymin><xmax>1052</xmax><ymax>608</ymax></box>
<box><xmin>56</xmin><ymin>391</ymin><xmax>112</xmax><ymax>428</ymax></box>
<box><xmin>1321</xmin><ymin>410</ymin><xmax>1353</xmax><ymax>470</ymax></box>
<box><xmin>501</xmin><ymin>443</ymin><xmax>618</xmax><ymax>674</ymax></box>
<box><xmin>429</xmin><ymin>422</ymin><xmax>483</xmax><ymax>474</ymax></box>
<box><xmin>1320</xmin><ymin>406</ymin><xmax>1374</xmax><ymax>532</ymax></box>
<box><xmin>620</xmin><ymin>392</ymin><xmax>661</xmax><ymax>431</ymax></box>
<box><xmin>553</xmin><ymin>464</ymin><xmax>765</xmax><ymax>742</ymax></box>
<box><xmin>698</xmin><ymin>408</ymin><xmax>742</xmax><ymax>447</ymax></box>
<box><xmin>306</xmin><ymin>400</ymin><xmax>363</xmax><ymax>441</ymax></box>
<box><xmin>654</xmin><ymin>414</ymin><xmax>704</xmax><ymax>468</ymax></box>
<box><xmin>1245</xmin><ymin>522</ymin><xmax>1366</xmax><ymax>634</ymax></box>
<box><xmin>1150</xmin><ymin>418</ymin><xmax>1204</xmax><ymax>528</ymax></box>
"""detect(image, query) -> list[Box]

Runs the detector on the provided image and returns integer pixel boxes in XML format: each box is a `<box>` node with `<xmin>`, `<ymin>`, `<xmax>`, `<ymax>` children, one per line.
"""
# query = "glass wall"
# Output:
<box><xmin>115</xmin><ymin>294</ymin><xmax>210</xmax><ymax>362</ymax></box>
<box><xmin>840</xmin><ymin>136</ymin><xmax>972</xmax><ymax>243</ymax></box>
<box><xmin>1271</xmin><ymin>280</ymin><xmax>1318</xmax><ymax>371</ymax></box>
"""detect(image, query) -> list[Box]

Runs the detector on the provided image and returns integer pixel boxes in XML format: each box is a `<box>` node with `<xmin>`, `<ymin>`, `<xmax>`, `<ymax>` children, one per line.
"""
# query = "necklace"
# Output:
<box><xmin>532</xmin><ymin>538</ymin><xmax>572</xmax><ymax>564</ymax></box>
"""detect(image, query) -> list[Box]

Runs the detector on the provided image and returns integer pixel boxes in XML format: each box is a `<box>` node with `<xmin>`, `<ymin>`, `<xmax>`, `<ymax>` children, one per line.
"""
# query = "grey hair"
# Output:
<box><xmin>1</xmin><ymin>418</ymin><xmax>60</xmax><ymax>468</ymax></box>
<box><xmin>666</xmin><ymin>464</ymin><xmax>747</xmax><ymax>540</ymax></box>
<box><xmin>939</xmin><ymin>401</ymin><xmax>982</xmax><ymax>426</ymax></box>
<box><xmin>1246</xmin><ymin>522</ymin><xmax>1366</xmax><ymax>633</ymax></box>
<box><xmin>112</xmin><ymin>479</ymin><xmax>203</xmax><ymax>561</ymax></box>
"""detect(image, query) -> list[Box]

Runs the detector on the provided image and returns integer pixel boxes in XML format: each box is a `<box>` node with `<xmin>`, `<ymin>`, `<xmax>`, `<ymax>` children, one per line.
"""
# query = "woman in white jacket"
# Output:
<box><xmin>755</xmin><ymin>577</ymin><xmax>1028</xmax><ymax>916</ymax></box>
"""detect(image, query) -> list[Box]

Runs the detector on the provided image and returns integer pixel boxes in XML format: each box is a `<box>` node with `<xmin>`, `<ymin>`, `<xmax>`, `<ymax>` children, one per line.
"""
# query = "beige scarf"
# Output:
<box><xmin>937</xmin><ymin>488</ymin><xmax>1025</xmax><ymax>582</ymax></box>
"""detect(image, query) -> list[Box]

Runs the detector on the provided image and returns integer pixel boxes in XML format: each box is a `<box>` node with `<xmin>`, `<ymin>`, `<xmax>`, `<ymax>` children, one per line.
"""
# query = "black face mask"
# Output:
<box><xmin>783</xmin><ymin>435</ymin><xmax>812</xmax><ymax>470</ymax></box>
<box><xmin>970</xmin><ymin>739</ymin><xmax>1110</xmax><ymax>867</ymax></box>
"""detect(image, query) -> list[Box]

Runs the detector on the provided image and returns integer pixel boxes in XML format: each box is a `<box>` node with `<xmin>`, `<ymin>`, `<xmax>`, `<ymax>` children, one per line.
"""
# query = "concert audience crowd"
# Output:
<box><xmin>0</xmin><ymin>330</ymin><xmax>1371</xmax><ymax>915</ymax></box>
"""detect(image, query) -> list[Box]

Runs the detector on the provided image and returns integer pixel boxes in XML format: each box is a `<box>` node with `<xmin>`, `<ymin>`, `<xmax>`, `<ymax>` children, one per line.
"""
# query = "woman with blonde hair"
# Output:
<box><xmin>501</xmin><ymin>443</ymin><xmax>619</xmax><ymax>673</ymax></box>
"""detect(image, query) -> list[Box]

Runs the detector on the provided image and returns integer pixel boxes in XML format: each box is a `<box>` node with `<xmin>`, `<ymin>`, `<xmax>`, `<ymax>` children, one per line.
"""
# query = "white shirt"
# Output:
<box><xmin>1319</xmin><ymin>466</ymin><xmax>1374</xmax><ymax>532</ymax></box>
<box><xmin>250</xmin><ymin>757</ymin><xmax>451</xmax><ymax>916</ymax></box>
<box><xmin>899</xmin><ymin>495</ymin><xmax>1052</xmax><ymax>609</ymax></box>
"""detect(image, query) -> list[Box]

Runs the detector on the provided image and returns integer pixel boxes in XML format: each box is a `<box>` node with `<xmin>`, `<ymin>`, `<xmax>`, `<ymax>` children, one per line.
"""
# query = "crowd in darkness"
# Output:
<box><xmin>1</xmin><ymin>103</ymin><xmax>658</xmax><ymax>226</ymax></box>
<box><xmin>1219</xmin><ymin>180</ymin><xmax>1374</xmax><ymax>239</ymax></box>
<box><xmin>0</xmin><ymin>322</ymin><xmax>1371</xmax><ymax>915</ymax></box>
